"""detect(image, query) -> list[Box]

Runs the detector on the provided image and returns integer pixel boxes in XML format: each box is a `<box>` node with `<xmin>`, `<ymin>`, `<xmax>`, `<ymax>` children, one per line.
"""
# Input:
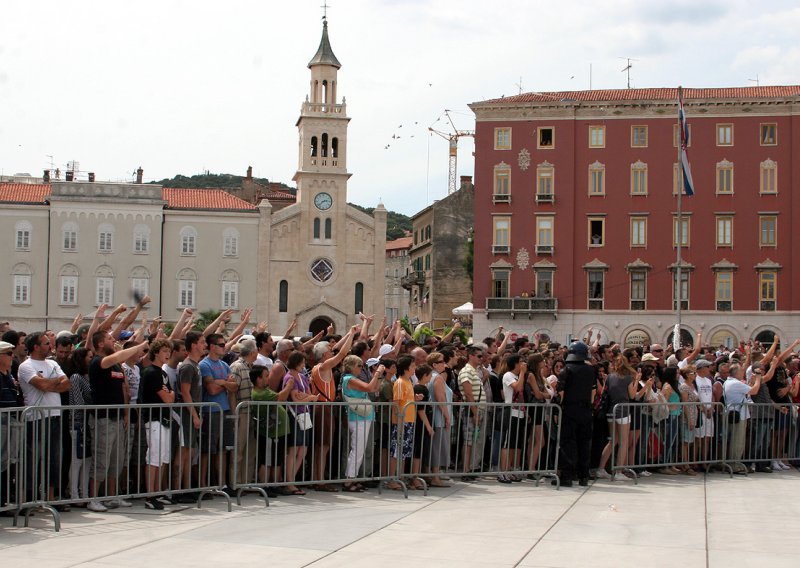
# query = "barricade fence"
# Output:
<box><xmin>7</xmin><ymin>402</ymin><xmax>227</xmax><ymax>532</ymax></box>
<box><xmin>610</xmin><ymin>402</ymin><xmax>731</xmax><ymax>483</ymax></box>
<box><xmin>3</xmin><ymin>398</ymin><xmax>798</xmax><ymax>531</ymax></box>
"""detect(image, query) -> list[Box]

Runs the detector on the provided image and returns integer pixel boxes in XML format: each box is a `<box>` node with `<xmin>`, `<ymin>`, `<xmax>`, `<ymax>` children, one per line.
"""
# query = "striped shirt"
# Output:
<box><xmin>458</xmin><ymin>363</ymin><xmax>485</xmax><ymax>407</ymax></box>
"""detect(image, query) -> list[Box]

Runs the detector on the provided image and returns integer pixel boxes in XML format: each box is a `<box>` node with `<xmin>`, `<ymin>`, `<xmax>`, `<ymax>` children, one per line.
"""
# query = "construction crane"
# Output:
<box><xmin>428</xmin><ymin>110</ymin><xmax>475</xmax><ymax>195</ymax></box>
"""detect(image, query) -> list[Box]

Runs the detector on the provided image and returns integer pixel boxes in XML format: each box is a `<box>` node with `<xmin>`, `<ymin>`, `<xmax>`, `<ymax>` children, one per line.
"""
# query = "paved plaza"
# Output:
<box><xmin>1</xmin><ymin>471</ymin><xmax>798</xmax><ymax>567</ymax></box>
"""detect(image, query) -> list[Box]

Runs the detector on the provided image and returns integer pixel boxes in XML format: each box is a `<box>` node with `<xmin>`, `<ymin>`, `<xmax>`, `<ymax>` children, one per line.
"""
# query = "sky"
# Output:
<box><xmin>1</xmin><ymin>0</ymin><xmax>798</xmax><ymax>216</ymax></box>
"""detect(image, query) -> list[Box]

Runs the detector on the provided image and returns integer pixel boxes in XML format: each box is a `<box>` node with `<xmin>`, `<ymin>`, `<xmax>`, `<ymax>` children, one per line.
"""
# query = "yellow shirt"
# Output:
<box><xmin>392</xmin><ymin>377</ymin><xmax>415</xmax><ymax>424</ymax></box>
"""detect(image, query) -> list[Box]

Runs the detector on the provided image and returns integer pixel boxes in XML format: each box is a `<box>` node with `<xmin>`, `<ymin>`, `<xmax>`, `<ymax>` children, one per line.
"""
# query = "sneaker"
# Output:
<box><xmin>497</xmin><ymin>475</ymin><xmax>512</xmax><ymax>484</ymax></box>
<box><xmin>595</xmin><ymin>469</ymin><xmax>612</xmax><ymax>479</ymax></box>
<box><xmin>109</xmin><ymin>499</ymin><xmax>133</xmax><ymax>508</ymax></box>
<box><xmin>156</xmin><ymin>495</ymin><xmax>176</xmax><ymax>505</ymax></box>
<box><xmin>87</xmin><ymin>500</ymin><xmax>108</xmax><ymax>512</ymax></box>
<box><xmin>748</xmin><ymin>464</ymin><xmax>756</xmax><ymax>473</ymax></box>
<box><xmin>145</xmin><ymin>498</ymin><xmax>164</xmax><ymax>511</ymax></box>
<box><xmin>771</xmin><ymin>461</ymin><xmax>783</xmax><ymax>471</ymax></box>
<box><xmin>778</xmin><ymin>462</ymin><xmax>791</xmax><ymax>471</ymax></box>
<box><xmin>578</xmin><ymin>478</ymin><xmax>589</xmax><ymax>487</ymax></box>
<box><xmin>611</xmin><ymin>473</ymin><xmax>629</xmax><ymax>482</ymax></box>
<box><xmin>638</xmin><ymin>470</ymin><xmax>653</xmax><ymax>477</ymax></box>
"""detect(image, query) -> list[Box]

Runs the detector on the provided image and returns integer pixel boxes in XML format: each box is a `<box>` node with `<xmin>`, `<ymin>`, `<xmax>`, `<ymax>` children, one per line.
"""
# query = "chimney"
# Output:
<box><xmin>43</xmin><ymin>169</ymin><xmax>50</xmax><ymax>182</ymax></box>
<box><xmin>65</xmin><ymin>170</ymin><xmax>74</xmax><ymax>182</ymax></box>
<box><xmin>136</xmin><ymin>167</ymin><xmax>143</xmax><ymax>184</ymax></box>
<box><xmin>246</xmin><ymin>165</ymin><xmax>253</xmax><ymax>179</ymax></box>
<box><xmin>459</xmin><ymin>175</ymin><xmax>473</xmax><ymax>189</ymax></box>
<box><xmin>88</xmin><ymin>172</ymin><xmax>95</xmax><ymax>182</ymax></box>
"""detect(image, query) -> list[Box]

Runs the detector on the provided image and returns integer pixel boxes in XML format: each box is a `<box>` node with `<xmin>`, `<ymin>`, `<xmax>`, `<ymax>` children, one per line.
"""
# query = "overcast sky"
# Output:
<box><xmin>1</xmin><ymin>1</ymin><xmax>798</xmax><ymax>216</ymax></box>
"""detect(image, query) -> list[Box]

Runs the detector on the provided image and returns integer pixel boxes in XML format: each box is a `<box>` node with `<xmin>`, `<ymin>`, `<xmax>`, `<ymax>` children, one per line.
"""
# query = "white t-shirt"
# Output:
<box><xmin>255</xmin><ymin>353</ymin><xmax>273</xmax><ymax>371</ymax></box>
<box><xmin>123</xmin><ymin>363</ymin><xmax>141</xmax><ymax>404</ymax></box>
<box><xmin>695</xmin><ymin>375</ymin><xmax>713</xmax><ymax>407</ymax></box>
<box><xmin>502</xmin><ymin>371</ymin><xmax>524</xmax><ymax>418</ymax></box>
<box><xmin>18</xmin><ymin>358</ymin><xmax>65</xmax><ymax>418</ymax></box>
<box><xmin>162</xmin><ymin>363</ymin><xmax>179</xmax><ymax>392</ymax></box>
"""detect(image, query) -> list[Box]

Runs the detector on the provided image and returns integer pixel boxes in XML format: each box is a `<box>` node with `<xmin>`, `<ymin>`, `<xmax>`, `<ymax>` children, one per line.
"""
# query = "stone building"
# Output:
<box><xmin>385</xmin><ymin>236</ymin><xmax>412</xmax><ymax>322</ymax></box>
<box><xmin>403</xmin><ymin>177</ymin><xmax>473</xmax><ymax>331</ymax></box>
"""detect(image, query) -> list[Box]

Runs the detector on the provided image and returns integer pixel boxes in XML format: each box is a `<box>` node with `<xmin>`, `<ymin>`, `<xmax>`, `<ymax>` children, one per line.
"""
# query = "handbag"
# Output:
<box><xmin>650</xmin><ymin>392</ymin><xmax>669</xmax><ymax>424</ymax></box>
<box><xmin>289</xmin><ymin>406</ymin><xmax>313</xmax><ymax>431</ymax></box>
<box><xmin>343</xmin><ymin>392</ymin><xmax>372</xmax><ymax>418</ymax></box>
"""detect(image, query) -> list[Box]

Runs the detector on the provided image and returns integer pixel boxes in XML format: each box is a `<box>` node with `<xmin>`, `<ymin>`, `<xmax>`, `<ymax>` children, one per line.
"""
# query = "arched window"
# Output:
<box><xmin>331</xmin><ymin>137</ymin><xmax>338</xmax><ymax>158</ymax></box>
<box><xmin>178</xmin><ymin>268</ymin><xmax>197</xmax><ymax>308</ymax></box>
<box><xmin>310</xmin><ymin>136</ymin><xmax>318</xmax><ymax>157</ymax></box>
<box><xmin>133</xmin><ymin>224</ymin><xmax>150</xmax><ymax>253</ymax></box>
<box><xmin>279</xmin><ymin>280</ymin><xmax>288</xmax><ymax>313</ymax></box>
<box><xmin>321</xmin><ymin>133</ymin><xmax>329</xmax><ymax>157</ymax></box>
<box><xmin>98</xmin><ymin>223</ymin><xmax>114</xmax><ymax>252</ymax></box>
<box><xmin>95</xmin><ymin>265</ymin><xmax>115</xmax><ymax>305</ymax></box>
<box><xmin>354</xmin><ymin>282</ymin><xmax>364</xmax><ymax>314</ymax></box>
<box><xmin>324</xmin><ymin>218</ymin><xmax>332</xmax><ymax>239</ymax></box>
<box><xmin>62</xmin><ymin>221</ymin><xmax>78</xmax><ymax>251</ymax></box>
<box><xmin>221</xmin><ymin>269</ymin><xmax>239</xmax><ymax>309</ymax></box>
<box><xmin>15</xmin><ymin>221</ymin><xmax>32</xmax><ymax>250</ymax></box>
<box><xmin>12</xmin><ymin>263</ymin><xmax>32</xmax><ymax>305</ymax></box>
<box><xmin>180</xmin><ymin>226</ymin><xmax>197</xmax><ymax>256</ymax></box>
<box><xmin>313</xmin><ymin>218</ymin><xmax>321</xmax><ymax>239</ymax></box>
<box><xmin>59</xmin><ymin>264</ymin><xmax>80</xmax><ymax>306</ymax></box>
<box><xmin>223</xmin><ymin>228</ymin><xmax>239</xmax><ymax>257</ymax></box>
<box><xmin>130</xmin><ymin>266</ymin><xmax>150</xmax><ymax>301</ymax></box>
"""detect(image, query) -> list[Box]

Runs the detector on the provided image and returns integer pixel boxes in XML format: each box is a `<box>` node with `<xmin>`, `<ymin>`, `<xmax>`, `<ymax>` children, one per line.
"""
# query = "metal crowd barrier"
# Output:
<box><xmin>727</xmin><ymin>402</ymin><xmax>799</xmax><ymax>473</ymax></box>
<box><xmin>232</xmin><ymin>401</ymin><xmax>407</xmax><ymax>504</ymax></box>
<box><xmin>609</xmin><ymin>401</ymin><xmax>732</xmax><ymax>483</ymax></box>
<box><xmin>12</xmin><ymin>402</ymin><xmax>227</xmax><ymax>532</ymax></box>
<box><xmin>393</xmin><ymin>401</ymin><xmax>562</xmax><ymax>490</ymax></box>
<box><xmin>1</xmin><ymin>408</ymin><xmax>24</xmax><ymax>517</ymax></box>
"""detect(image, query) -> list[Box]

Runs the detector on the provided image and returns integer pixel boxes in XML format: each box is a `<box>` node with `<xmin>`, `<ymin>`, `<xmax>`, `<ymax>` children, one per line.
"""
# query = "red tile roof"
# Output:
<box><xmin>477</xmin><ymin>86</ymin><xmax>800</xmax><ymax>105</ymax></box>
<box><xmin>0</xmin><ymin>183</ymin><xmax>51</xmax><ymax>204</ymax></box>
<box><xmin>262</xmin><ymin>189</ymin><xmax>296</xmax><ymax>201</ymax></box>
<box><xmin>386</xmin><ymin>236</ymin><xmax>412</xmax><ymax>251</ymax></box>
<box><xmin>162</xmin><ymin>188</ymin><xmax>258</xmax><ymax>211</ymax></box>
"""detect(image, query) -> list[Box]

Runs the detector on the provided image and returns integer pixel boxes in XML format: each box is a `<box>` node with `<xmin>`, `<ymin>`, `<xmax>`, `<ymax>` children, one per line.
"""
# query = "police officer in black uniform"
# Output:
<box><xmin>556</xmin><ymin>341</ymin><xmax>597</xmax><ymax>487</ymax></box>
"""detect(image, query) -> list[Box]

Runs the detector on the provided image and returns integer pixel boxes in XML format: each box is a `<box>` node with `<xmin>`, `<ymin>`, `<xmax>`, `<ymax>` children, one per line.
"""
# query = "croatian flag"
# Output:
<box><xmin>678</xmin><ymin>92</ymin><xmax>695</xmax><ymax>196</ymax></box>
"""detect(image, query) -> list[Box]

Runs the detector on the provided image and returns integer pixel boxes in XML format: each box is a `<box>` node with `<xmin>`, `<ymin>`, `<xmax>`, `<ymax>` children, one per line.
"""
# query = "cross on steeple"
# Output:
<box><xmin>321</xmin><ymin>1</ymin><xmax>330</xmax><ymax>20</ymax></box>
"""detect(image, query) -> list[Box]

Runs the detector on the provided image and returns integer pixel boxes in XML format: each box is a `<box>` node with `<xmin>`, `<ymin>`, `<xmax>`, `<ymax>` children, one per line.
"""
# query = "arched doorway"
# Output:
<box><xmin>309</xmin><ymin>316</ymin><xmax>333</xmax><ymax>337</ymax></box>
<box><xmin>754</xmin><ymin>329</ymin><xmax>776</xmax><ymax>349</ymax></box>
<box><xmin>666</xmin><ymin>327</ymin><xmax>694</xmax><ymax>348</ymax></box>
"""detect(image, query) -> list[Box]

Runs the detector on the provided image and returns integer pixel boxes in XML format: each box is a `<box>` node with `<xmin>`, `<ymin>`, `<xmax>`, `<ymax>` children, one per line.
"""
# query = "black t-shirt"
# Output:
<box><xmin>767</xmin><ymin>366</ymin><xmax>790</xmax><ymax>404</ymax></box>
<box><xmin>89</xmin><ymin>356</ymin><xmax>126</xmax><ymax>418</ymax></box>
<box><xmin>140</xmin><ymin>365</ymin><xmax>172</xmax><ymax>425</ymax></box>
<box><xmin>413</xmin><ymin>384</ymin><xmax>432</xmax><ymax>425</ymax></box>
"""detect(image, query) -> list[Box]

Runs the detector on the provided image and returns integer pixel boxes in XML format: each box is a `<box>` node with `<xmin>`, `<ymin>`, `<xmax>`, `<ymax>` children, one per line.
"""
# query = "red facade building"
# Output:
<box><xmin>469</xmin><ymin>86</ymin><xmax>800</xmax><ymax>347</ymax></box>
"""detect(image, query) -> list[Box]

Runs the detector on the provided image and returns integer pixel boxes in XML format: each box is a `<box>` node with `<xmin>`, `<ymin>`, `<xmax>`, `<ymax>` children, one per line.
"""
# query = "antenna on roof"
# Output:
<box><xmin>515</xmin><ymin>76</ymin><xmax>524</xmax><ymax>95</ymax></box>
<box><xmin>748</xmin><ymin>75</ymin><xmax>759</xmax><ymax>87</ymax></box>
<box><xmin>619</xmin><ymin>57</ymin><xmax>639</xmax><ymax>89</ymax></box>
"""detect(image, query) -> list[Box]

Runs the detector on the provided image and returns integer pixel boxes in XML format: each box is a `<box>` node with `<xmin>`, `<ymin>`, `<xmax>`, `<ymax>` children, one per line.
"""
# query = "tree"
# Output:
<box><xmin>463</xmin><ymin>229</ymin><xmax>474</xmax><ymax>285</ymax></box>
<box><xmin>193</xmin><ymin>309</ymin><xmax>222</xmax><ymax>333</ymax></box>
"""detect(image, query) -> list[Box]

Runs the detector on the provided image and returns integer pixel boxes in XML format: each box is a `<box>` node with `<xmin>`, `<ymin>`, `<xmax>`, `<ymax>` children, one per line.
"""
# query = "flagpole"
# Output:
<box><xmin>675</xmin><ymin>86</ymin><xmax>684</xmax><ymax>351</ymax></box>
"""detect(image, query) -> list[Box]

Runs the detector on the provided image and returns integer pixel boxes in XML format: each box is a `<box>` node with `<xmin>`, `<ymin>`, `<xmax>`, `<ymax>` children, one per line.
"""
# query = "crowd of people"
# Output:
<box><xmin>2</xmin><ymin>298</ymin><xmax>799</xmax><ymax>519</ymax></box>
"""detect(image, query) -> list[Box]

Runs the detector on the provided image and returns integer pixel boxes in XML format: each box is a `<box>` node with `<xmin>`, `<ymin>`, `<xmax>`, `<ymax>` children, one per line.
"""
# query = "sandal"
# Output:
<box><xmin>384</xmin><ymin>482</ymin><xmax>403</xmax><ymax>491</ymax></box>
<box><xmin>684</xmin><ymin>468</ymin><xmax>698</xmax><ymax>476</ymax></box>
<box><xmin>343</xmin><ymin>483</ymin><xmax>364</xmax><ymax>493</ymax></box>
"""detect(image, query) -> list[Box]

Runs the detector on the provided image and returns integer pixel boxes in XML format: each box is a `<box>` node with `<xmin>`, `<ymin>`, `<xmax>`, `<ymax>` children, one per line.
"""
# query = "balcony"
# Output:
<box><xmin>492</xmin><ymin>244</ymin><xmax>510</xmax><ymax>255</ymax></box>
<box><xmin>535</xmin><ymin>192</ymin><xmax>554</xmax><ymax>204</ymax></box>
<box><xmin>535</xmin><ymin>244</ymin><xmax>554</xmax><ymax>255</ymax></box>
<box><xmin>302</xmin><ymin>101</ymin><xmax>347</xmax><ymax>115</ymax></box>
<box><xmin>401</xmin><ymin>270</ymin><xmax>426</xmax><ymax>290</ymax></box>
<box><xmin>492</xmin><ymin>193</ymin><xmax>511</xmax><ymax>204</ymax></box>
<box><xmin>485</xmin><ymin>296</ymin><xmax>558</xmax><ymax>317</ymax></box>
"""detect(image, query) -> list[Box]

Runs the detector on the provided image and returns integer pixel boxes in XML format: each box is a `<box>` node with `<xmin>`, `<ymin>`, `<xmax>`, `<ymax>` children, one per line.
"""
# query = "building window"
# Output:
<box><xmin>97</xmin><ymin>223</ymin><xmax>114</xmax><ymax>253</ymax></box>
<box><xmin>494</xmin><ymin>127</ymin><xmax>511</xmax><ymax>150</ymax></box>
<box><xmin>279</xmin><ymin>280</ymin><xmax>288</xmax><ymax>312</ymax></box>
<box><xmin>493</xmin><ymin>163</ymin><xmax>510</xmax><ymax>202</ymax></box>
<box><xmin>760</xmin><ymin>159</ymin><xmax>777</xmax><ymax>194</ymax></box>
<box><xmin>673</xmin><ymin>216</ymin><xmax>690</xmax><ymax>247</ymax></box>
<box><xmin>492</xmin><ymin>217</ymin><xmax>510</xmax><ymax>254</ymax></box>
<box><xmin>630</xmin><ymin>270</ymin><xmax>646</xmax><ymax>310</ymax></box>
<box><xmin>588</xmin><ymin>161</ymin><xmax>605</xmax><ymax>196</ymax></box>
<box><xmin>673</xmin><ymin>124</ymin><xmax>691</xmax><ymax>147</ymax></box>
<box><xmin>631</xmin><ymin>161</ymin><xmax>647</xmax><ymax>195</ymax></box>
<box><xmin>15</xmin><ymin>221</ymin><xmax>32</xmax><ymax>250</ymax></box>
<box><xmin>716</xmin><ymin>123</ymin><xmax>733</xmax><ymax>146</ymax></box>
<box><xmin>759</xmin><ymin>216</ymin><xmax>777</xmax><ymax>247</ymax></box>
<box><xmin>354</xmin><ymin>282</ymin><xmax>364</xmax><ymax>314</ymax></box>
<box><xmin>536</xmin><ymin>217</ymin><xmax>554</xmax><ymax>253</ymax></box>
<box><xmin>133</xmin><ymin>224</ymin><xmax>150</xmax><ymax>254</ymax></box>
<box><xmin>61</xmin><ymin>276</ymin><xmax>78</xmax><ymax>306</ymax></box>
<box><xmin>588</xmin><ymin>217</ymin><xmax>605</xmax><ymax>247</ymax></box>
<box><xmin>313</xmin><ymin>218</ymin><xmax>321</xmax><ymax>239</ymax></box>
<box><xmin>716</xmin><ymin>160</ymin><xmax>734</xmax><ymax>194</ymax></box>
<box><xmin>673</xmin><ymin>271</ymin><xmax>689</xmax><ymax>310</ymax></box>
<box><xmin>96</xmin><ymin>277</ymin><xmax>114</xmax><ymax>305</ymax></box>
<box><xmin>425</xmin><ymin>254</ymin><xmax>431</xmax><ymax>270</ymax></box>
<box><xmin>177</xmin><ymin>268</ymin><xmax>197</xmax><ymax>308</ymax></box>
<box><xmin>631</xmin><ymin>125</ymin><xmax>648</xmax><ymax>148</ymax></box>
<box><xmin>716</xmin><ymin>216</ymin><xmax>733</xmax><ymax>247</ymax></box>
<box><xmin>587</xmin><ymin>270</ymin><xmax>604</xmax><ymax>310</ymax></box>
<box><xmin>491</xmin><ymin>269</ymin><xmax>509</xmax><ymax>298</ymax></box>
<box><xmin>222</xmin><ymin>281</ymin><xmax>238</xmax><ymax>309</ymax></box>
<box><xmin>535</xmin><ymin>270</ymin><xmax>553</xmax><ymax>298</ymax></box>
<box><xmin>715</xmin><ymin>271</ymin><xmax>733</xmax><ymax>311</ymax></box>
<box><xmin>180</xmin><ymin>226</ymin><xmax>197</xmax><ymax>256</ymax></box>
<box><xmin>760</xmin><ymin>123</ymin><xmax>777</xmax><ymax>146</ymax></box>
<box><xmin>759</xmin><ymin>271</ymin><xmax>776</xmax><ymax>311</ymax></box>
<box><xmin>672</xmin><ymin>163</ymin><xmax>680</xmax><ymax>195</ymax></box>
<box><xmin>62</xmin><ymin>222</ymin><xmax>78</xmax><ymax>252</ymax></box>
<box><xmin>537</xmin><ymin>126</ymin><xmax>554</xmax><ymax>149</ymax></box>
<box><xmin>630</xmin><ymin>217</ymin><xmax>647</xmax><ymax>247</ymax></box>
<box><xmin>13</xmin><ymin>275</ymin><xmax>31</xmax><ymax>305</ymax></box>
<box><xmin>132</xmin><ymin>278</ymin><xmax>149</xmax><ymax>300</ymax></box>
<box><xmin>310</xmin><ymin>258</ymin><xmax>334</xmax><ymax>283</ymax></box>
<box><xmin>223</xmin><ymin>228</ymin><xmax>239</xmax><ymax>257</ymax></box>
<box><xmin>589</xmin><ymin>126</ymin><xmax>605</xmax><ymax>148</ymax></box>
<box><xmin>325</xmin><ymin>218</ymin><xmax>332</xmax><ymax>239</ymax></box>
<box><xmin>536</xmin><ymin>162</ymin><xmax>554</xmax><ymax>201</ymax></box>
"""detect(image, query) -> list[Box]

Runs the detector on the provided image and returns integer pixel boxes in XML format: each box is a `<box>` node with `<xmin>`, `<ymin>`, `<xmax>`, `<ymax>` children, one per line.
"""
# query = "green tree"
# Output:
<box><xmin>463</xmin><ymin>230</ymin><xmax>474</xmax><ymax>285</ymax></box>
<box><xmin>193</xmin><ymin>309</ymin><xmax>221</xmax><ymax>333</ymax></box>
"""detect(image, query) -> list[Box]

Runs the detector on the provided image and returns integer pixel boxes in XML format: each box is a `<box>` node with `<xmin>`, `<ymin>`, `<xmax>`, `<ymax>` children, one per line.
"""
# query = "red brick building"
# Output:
<box><xmin>469</xmin><ymin>86</ymin><xmax>800</xmax><ymax>348</ymax></box>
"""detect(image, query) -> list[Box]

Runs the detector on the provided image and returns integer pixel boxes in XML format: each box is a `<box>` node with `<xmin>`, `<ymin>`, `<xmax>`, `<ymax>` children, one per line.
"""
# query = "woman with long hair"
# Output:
<box><xmin>524</xmin><ymin>353</ymin><xmax>552</xmax><ymax>474</ymax></box>
<box><xmin>67</xmin><ymin>347</ymin><xmax>93</xmax><ymax>502</ymax></box>
<box><xmin>340</xmin><ymin>355</ymin><xmax>382</xmax><ymax>491</ymax></box>
<box><xmin>678</xmin><ymin>366</ymin><xmax>700</xmax><ymax>475</ymax></box>
<box><xmin>595</xmin><ymin>353</ymin><xmax>639</xmax><ymax>480</ymax></box>
<box><xmin>498</xmin><ymin>354</ymin><xmax>526</xmax><ymax>483</ymax></box>
<box><xmin>658</xmin><ymin>366</ymin><xmax>684</xmax><ymax>475</ymax></box>
<box><xmin>282</xmin><ymin>351</ymin><xmax>319</xmax><ymax>495</ymax></box>
<box><xmin>426</xmin><ymin>352</ymin><xmax>452</xmax><ymax>487</ymax></box>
